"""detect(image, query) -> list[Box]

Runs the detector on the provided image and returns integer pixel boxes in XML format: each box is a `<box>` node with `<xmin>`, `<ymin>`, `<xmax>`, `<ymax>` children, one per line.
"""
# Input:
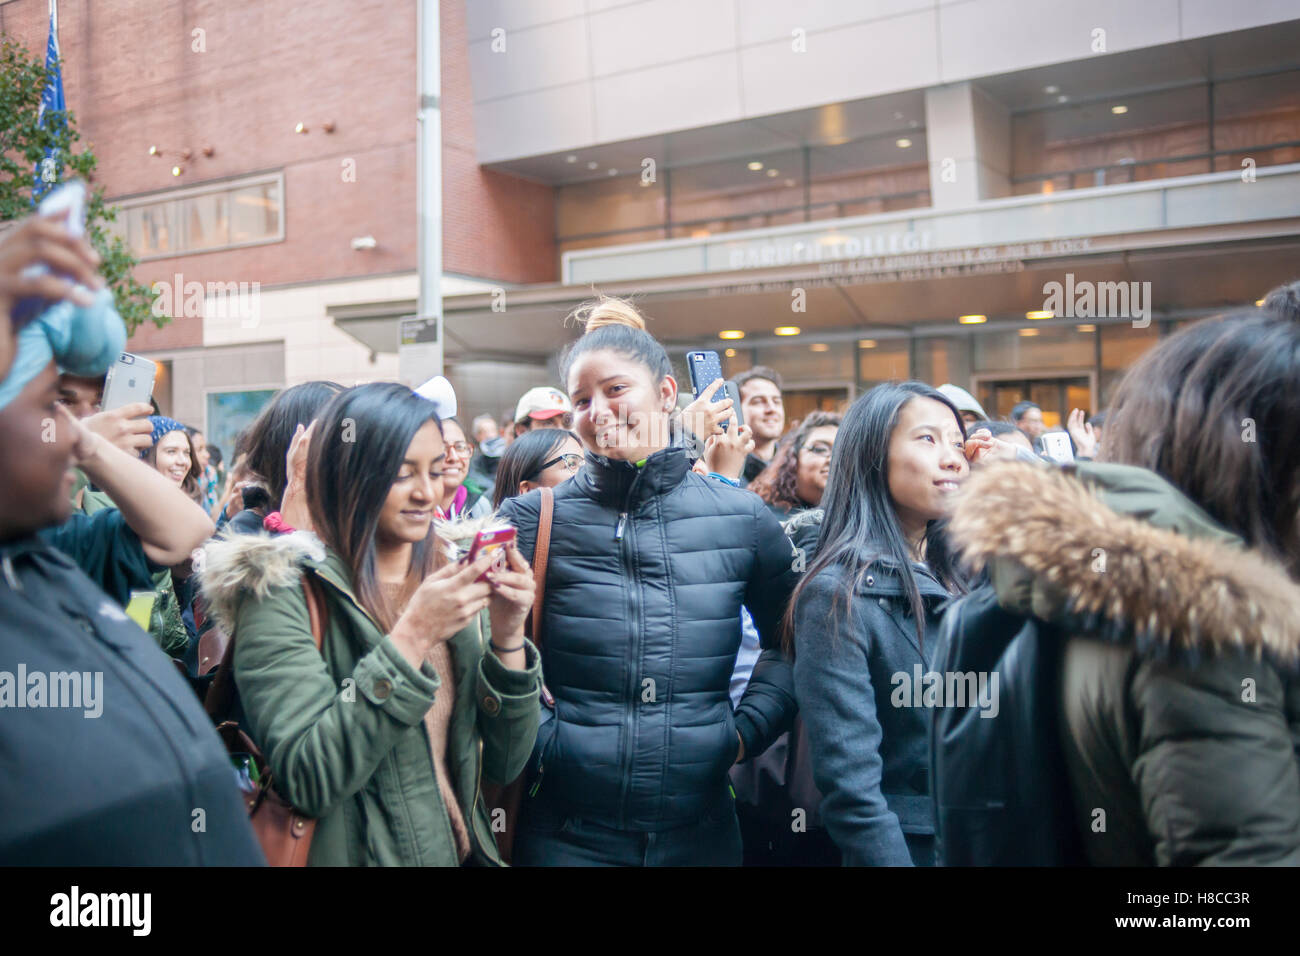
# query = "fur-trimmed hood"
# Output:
<box><xmin>197</xmin><ymin>512</ymin><xmax>505</xmax><ymax>636</ymax></box>
<box><xmin>948</xmin><ymin>461</ymin><xmax>1300</xmax><ymax>669</ymax></box>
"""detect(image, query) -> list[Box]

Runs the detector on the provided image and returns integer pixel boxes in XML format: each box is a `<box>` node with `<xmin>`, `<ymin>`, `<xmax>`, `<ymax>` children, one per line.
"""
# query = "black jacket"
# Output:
<box><xmin>0</xmin><ymin>535</ymin><xmax>264</xmax><ymax>865</ymax></box>
<box><xmin>792</xmin><ymin>546</ymin><xmax>952</xmax><ymax>865</ymax></box>
<box><xmin>497</xmin><ymin>445</ymin><xmax>799</xmax><ymax>830</ymax></box>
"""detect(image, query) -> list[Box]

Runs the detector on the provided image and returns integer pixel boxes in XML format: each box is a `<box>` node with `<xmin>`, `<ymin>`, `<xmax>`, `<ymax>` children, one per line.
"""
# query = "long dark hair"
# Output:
<box><xmin>784</xmin><ymin>382</ymin><xmax>969</xmax><ymax>652</ymax></box>
<box><xmin>306</xmin><ymin>383</ymin><xmax>444</xmax><ymax>632</ymax></box>
<box><xmin>493</xmin><ymin>427</ymin><xmax>581</xmax><ymax>509</ymax></box>
<box><xmin>1101</xmin><ymin>307</ymin><xmax>1300</xmax><ymax>577</ymax></box>
<box><xmin>748</xmin><ymin>410</ymin><xmax>842</xmax><ymax>511</ymax></box>
<box><xmin>244</xmin><ymin>381</ymin><xmax>344</xmax><ymax>510</ymax></box>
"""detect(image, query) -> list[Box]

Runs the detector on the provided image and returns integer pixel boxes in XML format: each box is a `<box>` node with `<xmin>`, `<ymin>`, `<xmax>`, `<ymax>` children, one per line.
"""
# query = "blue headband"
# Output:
<box><xmin>144</xmin><ymin>415</ymin><xmax>187</xmax><ymax>455</ymax></box>
<box><xmin>0</xmin><ymin>287</ymin><xmax>126</xmax><ymax>412</ymax></box>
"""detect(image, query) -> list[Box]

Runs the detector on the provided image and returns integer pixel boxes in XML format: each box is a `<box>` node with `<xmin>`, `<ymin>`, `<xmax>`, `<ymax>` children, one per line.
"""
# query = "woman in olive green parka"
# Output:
<box><xmin>200</xmin><ymin>383</ymin><xmax>542</xmax><ymax>866</ymax></box>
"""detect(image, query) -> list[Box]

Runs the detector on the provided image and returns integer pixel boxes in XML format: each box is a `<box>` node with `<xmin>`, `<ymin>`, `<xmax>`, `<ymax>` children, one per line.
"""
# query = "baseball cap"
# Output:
<box><xmin>414</xmin><ymin>375</ymin><xmax>457</xmax><ymax>420</ymax></box>
<box><xmin>514</xmin><ymin>386</ymin><xmax>572</xmax><ymax>423</ymax></box>
<box><xmin>937</xmin><ymin>384</ymin><xmax>989</xmax><ymax>421</ymax></box>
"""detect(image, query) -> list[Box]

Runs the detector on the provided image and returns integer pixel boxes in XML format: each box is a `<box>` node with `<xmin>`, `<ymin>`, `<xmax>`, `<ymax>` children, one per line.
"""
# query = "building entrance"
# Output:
<box><xmin>974</xmin><ymin>372</ymin><xmax>1095</xmax><ymax>429</ymax></box>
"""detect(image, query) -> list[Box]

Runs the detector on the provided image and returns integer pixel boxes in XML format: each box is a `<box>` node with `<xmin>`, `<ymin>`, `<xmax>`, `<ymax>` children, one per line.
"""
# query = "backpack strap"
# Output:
<box><xmin>527</xmin><ymin>486</ymin><xmax>554</xmax><ymax>648</ymax></box>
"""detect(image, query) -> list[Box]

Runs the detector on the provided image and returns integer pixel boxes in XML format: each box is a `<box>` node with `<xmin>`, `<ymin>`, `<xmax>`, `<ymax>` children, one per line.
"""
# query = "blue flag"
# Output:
<box><xmin>34</xmin><ymin>6</ymin><xmax>65</xmax><ymax>203</ymax></box>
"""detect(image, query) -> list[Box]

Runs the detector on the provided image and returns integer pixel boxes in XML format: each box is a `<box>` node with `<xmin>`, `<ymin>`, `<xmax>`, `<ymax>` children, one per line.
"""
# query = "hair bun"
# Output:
<box><xmin>569</xmin><ymin>295</ymin><xmax>647</xmax><ymax>334</ymax></box>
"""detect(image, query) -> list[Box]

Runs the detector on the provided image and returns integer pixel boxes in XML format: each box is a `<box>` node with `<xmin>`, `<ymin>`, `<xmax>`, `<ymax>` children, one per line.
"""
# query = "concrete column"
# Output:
<box><xmin>925</xmin><ymin>82</ymin><xmax>1011</xmax><ymax>208</ymax></box>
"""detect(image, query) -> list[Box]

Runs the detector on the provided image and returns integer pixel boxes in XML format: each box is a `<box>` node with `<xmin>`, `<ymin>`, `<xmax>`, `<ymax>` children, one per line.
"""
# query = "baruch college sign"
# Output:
<box><xmin>726</xmin><ymin>229</ymin><xmax>934</xmax><ymax>270</ymax></box>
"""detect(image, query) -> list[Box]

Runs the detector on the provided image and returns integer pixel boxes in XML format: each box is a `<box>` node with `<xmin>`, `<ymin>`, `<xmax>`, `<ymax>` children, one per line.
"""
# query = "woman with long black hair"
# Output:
<box><xmin>789</xmin><ymin>382</ymin><xmax>972</xmax><ymax>866</ymax></box>
<box><xmin>495</xmin><ymin>295</ymin><xmax>799</xmax><ymax>867</ymax></box>
<box><xmin>201</xmin><ymin>383</ymin><xmax>542</xmax><ymax>866</ymax></box>
<box><xmin>491</xmin><ymin>427</ymin><xmax>584</xmax><ymax>509</ymax></box>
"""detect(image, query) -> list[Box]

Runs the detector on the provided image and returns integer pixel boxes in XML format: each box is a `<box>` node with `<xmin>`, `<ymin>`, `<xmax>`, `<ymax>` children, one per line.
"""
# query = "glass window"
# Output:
<box><xmin>128</xmin><ymin>201</ymin><xmax>177</xmax><ymax>257</ymax></box>
<box><xmin>181</xmin><ymin>191</ymin><xmax>229</xmax><ymax>251</ymax></box>
<box><xmin>914</xmin><ymin>336</ymin><xmax>973</xmax><ymax>389</ymax></box>
<box><xmin>670</xmin><ymin>150</ymin><xmax>805</xmax><ymax>232</ymax></box>
<box><xmin>229</xmin><ymin>181</ymin><xmax>281</xmax><ymax>244</ymax></box>
<box><xmin>113</xmin><ymin>174</ymin><xmax>283</xmax><ymax>260</ymax></box>
<box><xmin>557</xmin><ymin>175</ymin><xmax>665</xmax><ymax>239</ymax></box>
<box><xmin>973</xmin><ymin>326</ymin><xmax>1094</xmax><ymax>373</ymax></box>
<box><xmin>1099</xmin><ymin>322</ymin><xmax>1160</xmax><ymax>406</ymax></box>
<box><xmin>858</xmin><ymin>339</ymin><xmax>910</xmax><ymax>387</ymax></box>
<box><xmin>808</xmin><ymin>134</ymin><xmax>930</xmax><ymax>216</ymax></box>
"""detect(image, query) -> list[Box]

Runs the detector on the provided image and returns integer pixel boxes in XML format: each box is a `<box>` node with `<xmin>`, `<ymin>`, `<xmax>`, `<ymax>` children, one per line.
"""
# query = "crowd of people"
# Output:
<box><xmin>2</xmin><ymin>208</ymin><xmax>1298</xmax><ymax>867</ymax></box>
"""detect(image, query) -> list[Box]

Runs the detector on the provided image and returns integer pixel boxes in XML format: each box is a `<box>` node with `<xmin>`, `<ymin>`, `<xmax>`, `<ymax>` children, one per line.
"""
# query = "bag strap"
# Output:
<box><xmin>205</xmin><ymin>570</ymin><xmax>327</xmax><ymax>719</ymax></box>
<box><xmin>527</xmin><ymin>486</ymin><xmax>554</xmax><ymax>648</ymax></box>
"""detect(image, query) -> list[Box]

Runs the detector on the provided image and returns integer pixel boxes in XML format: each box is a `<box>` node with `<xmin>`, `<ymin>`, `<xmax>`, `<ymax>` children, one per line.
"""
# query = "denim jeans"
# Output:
<box><xmin>514</xmin><ymin>790</ymin><xmax>743</xmax><ymax>867</ymax></box>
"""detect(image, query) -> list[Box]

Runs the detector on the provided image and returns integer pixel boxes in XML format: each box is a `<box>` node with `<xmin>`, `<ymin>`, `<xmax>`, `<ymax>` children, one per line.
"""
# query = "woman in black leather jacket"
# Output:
<box><xmin>496</xmin><ymin>296</ymin><xmax>800</xmax><ymax>866</ymax></box>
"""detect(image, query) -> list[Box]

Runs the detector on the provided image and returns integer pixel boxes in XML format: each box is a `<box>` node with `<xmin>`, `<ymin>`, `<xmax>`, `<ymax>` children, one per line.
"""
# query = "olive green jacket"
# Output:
<box><xmin>950</xmin><ymin>461</ymin><xmax>1300</xmax><ymax>866</ymax></box>
<box><xmin>199</xmin><ymin>531</ymin><xmax>542</xmax><ymax>866</ymax></box>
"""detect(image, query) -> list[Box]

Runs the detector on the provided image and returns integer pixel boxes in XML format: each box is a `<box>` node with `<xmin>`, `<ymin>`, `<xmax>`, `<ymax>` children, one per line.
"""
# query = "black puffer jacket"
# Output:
<box><xmin>497</xmin><ymin>445</ymin><xmax>799</xmax><ymax>830</ymax></box>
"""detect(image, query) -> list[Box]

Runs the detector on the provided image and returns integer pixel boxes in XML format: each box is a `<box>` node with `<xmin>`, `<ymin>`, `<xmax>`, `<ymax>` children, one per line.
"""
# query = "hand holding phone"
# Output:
<box><xmin>101</xmin><ymin>352</ymin><xmax>157</xmax><ymax>411</ymax></box>
<box><xmin>461</xmin><ymin>526</ymin><xmax>517</xmax><ymax>582</ymax></box>
<box><xmin>11</xmin><ymin>181</ymin><xmax>97</xmax><ymax>328</ymax></box>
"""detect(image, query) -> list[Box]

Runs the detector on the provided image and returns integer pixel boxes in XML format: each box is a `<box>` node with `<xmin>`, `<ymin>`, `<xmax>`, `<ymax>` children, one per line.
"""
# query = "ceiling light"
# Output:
<box><xmin>607</xmin><ymin>168</ymin><xmax>618</xmax><ymax>176</ymax></box>
<box><xmin>1057</xmin><ymin>95</ymin><xmax>1069</xmax><ymax>104</ymax></box>
<box><xmin>859</xmin><ymin>339</ymin><xmax>877</xmax><ymax>349</ymax></box>
<box><xmin>295</xmin><ymin>122</ymin><xmax>307</xmax><ymax>134</ymax></box>
<box><xmin>810</xmin><ymin>343</ymin><xmax>830</xmax><ymax>352</ymax></box>
<box><xmin>1111</xmin><ymin>105</ymin><xmax>1128</xmax><ymax>115</ymax></box>
<box><xmin>766</xmin><ymin>168</ymin><xmax>779</xmax><ymax>177</ymax></box>
<box><xmin>1076</xmin><ymin>324</ymin><xmax>1097</xmax><ymax>333</ymax></box>
<box><xmin>893</xmin><ymin>112</ymin><xmax>904</xmax><ymax>121</ymax></box>
<box><xmin>148</xmin><ymin>145</ymin><xmax>159</xmax><ymax>156</ymax></box>
<box><xmin>1044</xmin><ymin>85</ymin><xmax>1060</xmax><ymax>95</ymax></box>
<box><xmin>747</xmin><ymin>161</ymin><xmax>763</xmax><ymax>171</ymax></box>
<box><xmin>719</xmin><ymin>330</ymin><xmax>745</xmax><ymax>340</ymax></box>
<box><xmin>586</xmin><ymin>161</ymin><xmax>599</xmax><ymax>170</ymax></box>
<box><xmin>958</xmin><ymin>314</ymin><xmax>987</xmax><ymax>325</ymax></box>
<box><xmin>896</xmin><ymin>138</ymin><xmax>912</xmax><ymax>149</ymax></box>
<box><xmin>1019</xmin><ymin>328</ymin><xmax>1040</xmax><ymax>337</ymax></box>
<box><xmin>724</xmin><ymin>348</ymin><xmax>736</xmax><ymax>357</ymax></box>
<box><xmin>774</xmin><ymin>326</ymin><xmax>801</xmax><ymax>336</ymax></box>
<box><xmin>1026</xmin><ymin>310</ymin><xmax>1053</xmax><ymax>320</ymax></box>
<box><xmin>171</xmin><ymin>165</ymin><xmax>183</xmax><ymax>176</ymax></box>
<box><xmin>1255</xmin><ymin>298</ymin><xmax>1265</xmax><ymax>307</ymax></box>
<box><xmin>565</xmin><ymin>155</ymin><xmax>577</xmax><ymax>163</ymax></box>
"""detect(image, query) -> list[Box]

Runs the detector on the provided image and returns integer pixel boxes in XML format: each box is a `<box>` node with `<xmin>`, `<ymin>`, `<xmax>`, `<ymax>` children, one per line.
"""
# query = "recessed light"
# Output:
<box><xmin>1019</xmin><ymin>328</ymin><xmax>1040</xmax><ymax>337</ymax></box>
<box><xmin>859</xmin><ymin>339</ymin><xmax>877</xmax><ymax>349</ymax></box>
<box><xmin>774</xmin><ymin>326</ymin><xmax>801</xmax><ymax>336</ymax></box>
<box><xmin>565</xmin><ymin>155</ymin><xmax>577</xmax><ymax>163</ymax></box>
<box><xmin>896</xmin><ymin>138</ymin><xmax>912</xmax><ymax>149</ymax></box>
<box><xmin>148</xmin><ymin>145</ymin><xmax>159</xmax><ymax>156</ymax></box>
<box><xmin>810</xmin><ymin>343</ymin><xmax>829</xmax><ymax>352</ymax></box>
<box><xmin>171</xmin><ymin>165</ymin><xmax>183</xmax><ymax>176</ymax></box>
<box><xmin>958</xmin><ymin>314</ymin><xmax>987</xmax><ymax>325</ymax></box>
<box><xmin>1111</xmin><ymin>105</ymin><xmax>1128</xmax><ymax>115</ymax></box>
<box><xmin>1044</xmin><ymin>85</ymin><xmax>1060</xmax><ymax>95</ymax></box>
<box><xmin>724</xmin><ymin>348</ymin><xmax>736</xmax><ymax>358</ymax></box>
<box><xmin>294</xmin><ymin>122</ymin><xmax>307</xmax><ymax>134</ymax></box>
<box><xmin>719</xmin><ymin>330</ymin><xmax>745</xmax><ymax>340</ymax></box>
<box><xmin>766</xmin><ymin>168</ymin><xmax>779</xmax><ymax>177</ymax></box>
<box><xmin>747</xmin><ymin>161</ymin><xmax>764</xmax><ymax>171</ymax></box>
<box><xmin>1026</xmin><ymin>310</ymin><xmax>1053</xmax><ymax>320</ymax></box>
<box><xmin>586</xmin><ymin>161</ymin><xmax>599</xmax><ymax>170</ymax></box>
<box><xmin>607</xmin><ymin>168</ymin><xmax>618</xmax><ymax>176</ymax></box>
<box><xmin>1076</xmin><ymin>324</ymin><xmax>1097</xmax><ymax>333</ymax></box>
<box><xmin>1057</xmin><ymin>94</ymin><xmax>1069</xmax><ymax>104</ymax></box>
<box><xmin>1255</xmin><ymin>298</ymin><xmax>1265</xmax><ymax>307</ymax></box>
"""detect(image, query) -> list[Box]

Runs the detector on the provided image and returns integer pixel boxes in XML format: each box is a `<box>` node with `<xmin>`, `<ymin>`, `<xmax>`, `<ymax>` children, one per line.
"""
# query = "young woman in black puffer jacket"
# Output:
<box><xmin>496</xmin><ymin>296</ymin><xmax>799</xmax><ymax>867</ymax></box>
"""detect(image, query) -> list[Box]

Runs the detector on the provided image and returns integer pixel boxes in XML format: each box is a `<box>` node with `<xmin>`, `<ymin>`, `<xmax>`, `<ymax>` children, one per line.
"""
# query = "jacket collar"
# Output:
<box><xmin>575</xmin><ymin>444</ymin><xmax>690</xmax><ymax>510</ymax></box>
<box><xmin>948</xmin><ymin>461</ymin><xmax>1300</xmax><ymax>669</ymax></box>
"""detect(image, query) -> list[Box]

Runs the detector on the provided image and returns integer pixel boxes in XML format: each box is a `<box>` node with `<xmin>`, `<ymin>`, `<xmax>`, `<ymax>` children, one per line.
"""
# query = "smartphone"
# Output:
<box><xmin>13</xmin><ymin>180</ymin><xmax>89</xmax><ymax>329</ymax></box>
<box><xmin>101</xmin><ymin>352</ymin><xmax>157</xmax><ymax>411</ymax></box>
<box><xmin>462</xmin><ymin>526</ymin><xmax>517</xmax><ymax>582</ymax></box>
<box><xmin>124</xmin><ymin>590</ymin><xmax>157</xmax><ymax>631</ymax></box>
<box><xmin>1039</xmin><ymin>431</ymin><xmax>1075</xmax><ymax>464</ymax></box>
<box><xmin>686</xmin><ymin>350</ymin><xmax>739</xmax><ymax>432</ymax></box>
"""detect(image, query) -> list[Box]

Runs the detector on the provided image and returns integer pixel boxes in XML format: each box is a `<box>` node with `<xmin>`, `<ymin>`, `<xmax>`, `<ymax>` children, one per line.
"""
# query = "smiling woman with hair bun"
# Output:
<box><xmin>495</xmin><ymin>294</ymin><xmax>800</xmax><ymax>867</ymax></box>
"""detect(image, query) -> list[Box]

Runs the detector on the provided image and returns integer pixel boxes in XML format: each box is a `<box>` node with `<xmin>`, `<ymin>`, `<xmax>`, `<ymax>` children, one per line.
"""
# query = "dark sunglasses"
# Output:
<box><xmin>526</xmin><ymin>453</ymin><xmax>583</xmax><ymax>481</ymax></box>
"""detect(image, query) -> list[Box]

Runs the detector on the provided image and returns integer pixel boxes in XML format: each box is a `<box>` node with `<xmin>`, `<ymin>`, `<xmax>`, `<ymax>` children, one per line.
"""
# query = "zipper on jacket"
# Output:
<box><xmin>615</xmin><ymin>473</ymin><xmax>645</xmax><ymax>830</ymax></box>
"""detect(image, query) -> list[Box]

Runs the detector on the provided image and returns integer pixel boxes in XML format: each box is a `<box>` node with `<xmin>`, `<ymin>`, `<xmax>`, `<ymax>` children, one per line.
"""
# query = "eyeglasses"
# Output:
<box><xmin>445</xmin><ymin>441</ymin><xmax>472</xmax><ymax>457</ymax></box>
<box><xmin>802</xmin><ymin>443</ymin><xmax>834</xmax><ymax>459</ymax></box>
<box><xmin>527</xmin><ymin>453</ymin><xmax>583</xmax><ymax>480</ymax></box>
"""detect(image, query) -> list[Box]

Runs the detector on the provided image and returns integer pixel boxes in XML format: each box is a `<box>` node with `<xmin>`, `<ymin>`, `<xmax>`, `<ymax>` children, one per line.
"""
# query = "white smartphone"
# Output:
<box><xmin>101</xmin><ymin>352</ymin><xmax>157</xmax><ymax>411</ymax></box>
<box><xmin>1039</xmin><ymin>431</ymin><xmax>1075</xmax><ymax>464</ymax></box>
